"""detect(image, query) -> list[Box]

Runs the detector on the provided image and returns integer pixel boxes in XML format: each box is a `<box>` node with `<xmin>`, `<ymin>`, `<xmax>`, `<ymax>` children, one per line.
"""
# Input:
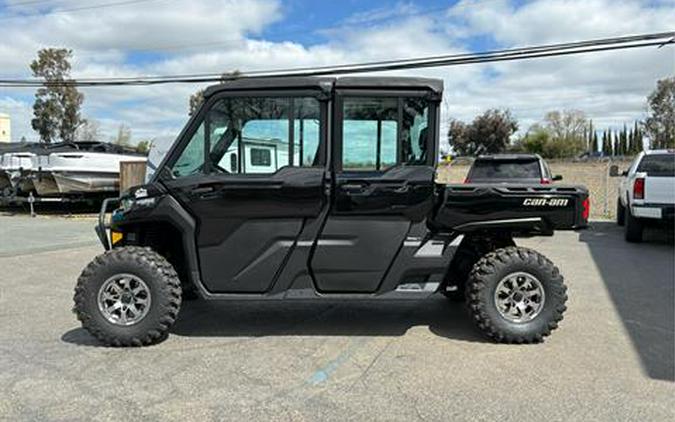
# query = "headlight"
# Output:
<box><xmin>119</xmin><ymin>196</ymin><xmax>156</xmax><ymax>213</ymax></box>
<box><xmin>120</xmin><ymin>197</ymin><xmax>135</xmax><ymax>212</ymax></box>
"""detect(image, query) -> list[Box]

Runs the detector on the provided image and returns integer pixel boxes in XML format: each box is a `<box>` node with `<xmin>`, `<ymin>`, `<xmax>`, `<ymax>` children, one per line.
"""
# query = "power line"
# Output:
<box><xmin>0</xmin><ymin>0</ymin><xmax>168</xmax><ymax>20</ymax></box>
<box><xmin>82</xmin><ymin>31</ymin><xmax>673</xmax><ymax>82</ymax></box>
<box><xmin>0</xmin><ymin>31</ymin><xmax>672</xmax><ymax>87</ymax></box>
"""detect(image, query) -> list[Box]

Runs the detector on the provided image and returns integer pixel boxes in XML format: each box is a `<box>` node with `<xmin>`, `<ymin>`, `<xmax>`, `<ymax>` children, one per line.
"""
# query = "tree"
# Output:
<box><xmin>544</xmin><ymin>110</ymin><xmax>587</xmax><ymax>142</ymax></box>
<box><xmin>515</xmin><ymin>124</ymin><xmax>549</xmax><ymax>155</ymax></box>
<box><xmin>644</xmin><ymin>77</ymin><xmax>675</xmax><ymax>149</ymax></box>
<box><xmin>449</xmin><ymin>109</ymin><xmax>517</xmax><ymax>155</ymax></box>
<box><xmin>447</xmin><ymin>118</ymin><xmax>469</xmax><ymax>154</ymax></box>
<box><xmin>586</xmin><ymin>120</ymin><xmax>593</xmax><ymax>153</ymax></box>
<box><xmin>113</xmin><ymin>124</ymin><xmax>132</xmax><ymax>147</ymax></box>
<box><xmin>602</xmin><ymin>129</ymin><xmax>612</xmax><ymax>156</ymax></box>
<box><xmin>540</xmin><ymin>110</ymin><xmax>588</xmax><ymax>158</ymax></box>
<box><xmin>75</xmin><ymin>119</ymin><xmax>101</xmax><ymax>142</ymax></box>
<box><xmin>135</xmin><ymin>139</ymin><xmax>152</xmax><ymax>155</ymax></box>
<box><xmin>631</xmin><ymin>121</ymin><xmax>643</xmax><ymax>154</ymax></box>
<box><xmin>188</xmin><ymin>70</ymin><xmax>242</xmax><ymax>115</ymax></box>
<box><xmin>30</xmin><ymin>48</ymin><xmax>84</xmax><ymax>143</ymax></box>
<box><xmin>189</xmin><ymin>89</ymin><xmax>205</xmax><ymax>116</ymax></box>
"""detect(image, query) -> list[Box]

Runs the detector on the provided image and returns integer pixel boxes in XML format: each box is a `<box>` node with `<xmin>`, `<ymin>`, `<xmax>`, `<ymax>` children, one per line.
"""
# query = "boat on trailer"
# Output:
<box><xmin>1</xmin><ymin>142</ymin><xmax>146</xmax><ymax>198</ymax></box>
<box><xmin>0</xmin><ymin>144</ymin><xmax>42</xmax><ymax>195</ymax></box>
<box><xmin>33</xmin><ymin>142</ymin><xmax>146</xmax><ymax>196</ymax></box>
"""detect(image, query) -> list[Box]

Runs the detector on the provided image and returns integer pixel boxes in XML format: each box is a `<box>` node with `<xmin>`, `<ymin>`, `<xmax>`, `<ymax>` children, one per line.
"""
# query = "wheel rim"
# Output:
<box><xmin>493</xmin><ymin>272</ymin><xmax>545</xmax><ymax>323</ymax></box>
<box><xmin>97</xmin><ymin>274</ymin><xmax>151</xmax><ymax>326</ymax></box>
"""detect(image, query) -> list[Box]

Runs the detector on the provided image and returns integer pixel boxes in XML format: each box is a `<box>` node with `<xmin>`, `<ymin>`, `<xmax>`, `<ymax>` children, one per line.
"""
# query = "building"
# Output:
<box><xmin>0</xmin><ymin>113</ymin><xmax>10</xmax><ymax>143</ymax></box>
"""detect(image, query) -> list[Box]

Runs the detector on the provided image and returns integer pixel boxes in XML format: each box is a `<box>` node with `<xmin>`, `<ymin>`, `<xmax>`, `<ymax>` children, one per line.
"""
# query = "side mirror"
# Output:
<box><xmin>552</xmin><ymin>174</ymin><xmax>563</xmax><ymax>181</ymax></box>
<box><xmin>609</xmin><ymin>165</ymin><xmax>619</xmax><ymax>177</ymax></box>
<box><xmin>621</xmin><ymin>170</ymin><xmax>628</xmax><ymax>177</ymax></box>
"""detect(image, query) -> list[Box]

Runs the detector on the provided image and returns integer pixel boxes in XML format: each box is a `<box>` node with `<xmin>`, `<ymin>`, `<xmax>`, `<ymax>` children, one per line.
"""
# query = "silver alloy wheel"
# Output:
<box><xmin>97</xmin><ymin>274</ymin><xmax>151</xmax><ymax>326</ymax></box>
<box><xmin>493</xmin><ymin>271</ymin><xmax>545</xmax><ymax>323</ymax></box>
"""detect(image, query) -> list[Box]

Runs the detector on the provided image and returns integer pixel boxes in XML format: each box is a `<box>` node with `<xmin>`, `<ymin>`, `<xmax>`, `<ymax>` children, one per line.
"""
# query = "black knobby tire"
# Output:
<box><xmin>624</xmin><ymin>208</ymin><xmax>643</xmax><ymax>243</ymax></box>
<box><xmin>73</xmin><ymin>246</ymin><xmax>182</xmax><ymax>347</ymax></box>
<box><xmin>467</xmin><ymin>246</ymin><xmax>567</xmax><ymax>343</ymax></box>
<box><xmin>616</xmin><ymin>200</ymin><xmax>625</xmax><ymax>226</ymax></box>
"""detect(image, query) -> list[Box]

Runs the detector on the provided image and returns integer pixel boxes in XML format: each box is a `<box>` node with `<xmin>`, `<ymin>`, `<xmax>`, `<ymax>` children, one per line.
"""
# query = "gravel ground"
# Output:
<box><xmin>0</xmin><ymin>216</ymin><xmax>673</xmax><ymax>421</ymax></box>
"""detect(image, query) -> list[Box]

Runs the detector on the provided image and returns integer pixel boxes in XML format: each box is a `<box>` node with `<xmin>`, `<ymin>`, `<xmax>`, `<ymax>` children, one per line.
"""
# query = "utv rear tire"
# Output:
<box><xmin>624</xmin><ymin>209</ymin><xmax>643</xmax><ymax>243</ymax></box>
<box><xmin>467</xmin><ymin>247</ymin><xmax>567</xmax><ymax>343</ymax></box>
<box><xmin>616</xmin><ymin>200</ymin><xmax>625</xmax><ymax>226</ymax></box>
<box><xmin>73</xmin><ymin>246</ymin><xmax>182</xmax><ymax>347</ymax></box>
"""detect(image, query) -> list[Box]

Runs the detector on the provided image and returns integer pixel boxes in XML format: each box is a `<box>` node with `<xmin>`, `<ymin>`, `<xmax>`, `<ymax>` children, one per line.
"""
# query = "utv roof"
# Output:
<box><xmin>203</xmin><ymin>76</ymin><xmax>444</xmax><ymax>97</ymax></box>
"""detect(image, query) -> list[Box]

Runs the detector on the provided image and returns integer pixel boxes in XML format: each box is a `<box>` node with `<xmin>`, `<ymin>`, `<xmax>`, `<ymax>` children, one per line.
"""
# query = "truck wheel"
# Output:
<box><xmin>616</xmin><ymin>200</ymin><xmax>625</xmax><ymax>226</ymax></box>
<box><xmin>73</xmin><ymin>246</ymin><xmax>182</xmax><ymax>347</ymax></box>
<box><xmin>467</xmin><ymin>247</ymin><xmax>567</xmax><ymax>343</ymax></box>
<box><xmin>624</xmin><ymin>209</ymin><xmax>643</xmax><ymax>242</ymax></box>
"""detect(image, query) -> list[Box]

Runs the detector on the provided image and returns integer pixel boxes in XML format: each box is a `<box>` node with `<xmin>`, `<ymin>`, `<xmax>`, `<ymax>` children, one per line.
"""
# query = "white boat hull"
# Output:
<box><xmin>52</xmin><ymin>171</ymin><xmax>119</xmax><ymax>194</ymax></box>
<box><xmin>32</xmin><ymin>172</ymin><xmax>60</xmax><ymax>196</ymax></box>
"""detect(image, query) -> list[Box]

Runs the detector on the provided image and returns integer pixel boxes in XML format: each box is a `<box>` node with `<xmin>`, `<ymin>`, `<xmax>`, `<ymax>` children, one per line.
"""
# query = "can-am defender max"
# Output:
<box><xmin>73</xmin><ymin>77</ymin><xmax>588</xmax><ymax>346</ymax></box>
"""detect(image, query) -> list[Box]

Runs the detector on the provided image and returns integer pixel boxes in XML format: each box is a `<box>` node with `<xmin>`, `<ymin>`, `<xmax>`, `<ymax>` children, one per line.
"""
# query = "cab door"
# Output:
<box><xmin>310</xmin><ymin>92</ymin><xmax>438</xmax><ymax>293</ymax></box>
<box><xmin>163</xmin><ymin>94</ymin><xmax>328</xmax><ymax>293</ymax></box>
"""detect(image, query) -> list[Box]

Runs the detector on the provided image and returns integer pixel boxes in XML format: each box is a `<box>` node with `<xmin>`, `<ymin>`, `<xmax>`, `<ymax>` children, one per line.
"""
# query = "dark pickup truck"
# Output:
<box><xmin>74</xmin><ymin>76</ymin><xmax>588</xmax><ymax>347</ymax></box>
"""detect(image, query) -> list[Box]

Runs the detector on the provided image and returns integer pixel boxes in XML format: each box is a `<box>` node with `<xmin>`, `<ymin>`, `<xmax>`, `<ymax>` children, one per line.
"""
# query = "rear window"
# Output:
<box><xmin>469</xmin><ymin>159</ymin><xmax>541</xmax><ymax>180</ymax></box>
<box><xmin>637</xmin><ymin>154</ymin><xmax>675</xmax><ymax>177</ymax></box>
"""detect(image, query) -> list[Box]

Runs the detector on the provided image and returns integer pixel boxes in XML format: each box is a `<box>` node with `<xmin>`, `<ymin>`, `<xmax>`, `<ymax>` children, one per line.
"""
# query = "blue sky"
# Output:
<box><xmin>0</xmin><ymin>0</ymin><xmax>673</xmax><ymax>145</ymax></box>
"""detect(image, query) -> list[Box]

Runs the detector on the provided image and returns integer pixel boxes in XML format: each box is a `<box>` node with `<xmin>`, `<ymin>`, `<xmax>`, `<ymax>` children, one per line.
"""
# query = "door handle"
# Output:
<box><xmin>192</xmin><ymin>186</ymin><xmax>215</xmax><ymax>194</ymax></box>
<box><xmin>342</xmin><ymin>183</ymin><xmax>368</xmax><ymax>191</ymax></box>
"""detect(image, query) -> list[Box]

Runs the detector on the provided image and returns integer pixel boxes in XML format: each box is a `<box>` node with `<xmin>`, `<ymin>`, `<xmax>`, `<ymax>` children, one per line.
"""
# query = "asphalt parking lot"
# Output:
<box><xmin>0</xmin><ymin>215</ymin><xmax>673</xmax><ymax>421</ymax></box>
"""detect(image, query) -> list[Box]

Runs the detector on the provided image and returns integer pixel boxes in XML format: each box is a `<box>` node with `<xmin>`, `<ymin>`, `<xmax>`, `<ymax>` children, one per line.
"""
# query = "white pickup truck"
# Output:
<box><xmin>611</xmin><ymin>149</ymin><xmax>675</xmax><ymax>242</ymax></box>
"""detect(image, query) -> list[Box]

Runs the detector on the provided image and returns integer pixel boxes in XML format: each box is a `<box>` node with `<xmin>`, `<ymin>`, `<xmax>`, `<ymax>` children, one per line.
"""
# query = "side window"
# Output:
<box><xmin>341</xmin><ymin>96</ymin><xmax>429</xmax><ymax>172</ymax></box>
<box><xmin>172</xmin><ymin>124</ymin><xmax>205</xmax><ymax>178</ymax></box>
<box><xmin>342</xmin><ymin>97</ymin><xmax>398</xmax><ymax>171</ymax></box>
<box><xmin>294</xmin><ymin>97</ymin><xmax>321</xmax><ymax>166</ymax></box>
<box><xmin>402</xmin><ymin>97</ymin><xmax>429</xmax><ymax>165</ymax></box>
<box><xmin>170</xmin><ymin>96</ymin><xmax>321</xmax><ymax>178</ymax></box>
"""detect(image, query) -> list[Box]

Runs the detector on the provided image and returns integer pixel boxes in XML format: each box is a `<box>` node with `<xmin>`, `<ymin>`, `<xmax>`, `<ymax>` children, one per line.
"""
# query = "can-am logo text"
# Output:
<box><xmin>522</xmin><ymin>198</ymin><xmax>569</xmax><ymax>207</ymax></box>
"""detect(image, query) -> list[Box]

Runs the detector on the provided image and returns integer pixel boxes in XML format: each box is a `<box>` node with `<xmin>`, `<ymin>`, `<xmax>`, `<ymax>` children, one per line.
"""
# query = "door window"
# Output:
<box><xmin>341</xmin><ymin>96</ymin><xmax>429</xmax><ymax>171</ymax></box>
<box><xmin>170</xmin><ymin>96</ymin><xmax>321</xmax><ymax>177</ymax></box>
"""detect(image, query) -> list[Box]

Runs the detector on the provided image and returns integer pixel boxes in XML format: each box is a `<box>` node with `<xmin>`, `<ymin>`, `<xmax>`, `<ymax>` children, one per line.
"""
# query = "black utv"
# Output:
<box><xmin>73</xmin><ymin>77</ymin><xmax>589</xmax><ymax>346</ymax></box>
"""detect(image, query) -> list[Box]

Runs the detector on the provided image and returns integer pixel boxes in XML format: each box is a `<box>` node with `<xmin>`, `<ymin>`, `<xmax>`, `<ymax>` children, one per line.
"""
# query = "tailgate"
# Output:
<box><xmin>433</xmin><ymin>184</ymin><xmax>589</xmax><ymax>234</ymax></box>
<box><xmin>644</xmin><ymin>177</ymin><xmax>675</xmax><ymax>204</ymax></box>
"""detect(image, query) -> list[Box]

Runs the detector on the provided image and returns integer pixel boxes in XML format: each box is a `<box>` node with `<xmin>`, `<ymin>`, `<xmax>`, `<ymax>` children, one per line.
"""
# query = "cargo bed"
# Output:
<box><xmin>432</xmin><ymin>184</ymin><xmax>589</xmax><ymax>235</ymax></box>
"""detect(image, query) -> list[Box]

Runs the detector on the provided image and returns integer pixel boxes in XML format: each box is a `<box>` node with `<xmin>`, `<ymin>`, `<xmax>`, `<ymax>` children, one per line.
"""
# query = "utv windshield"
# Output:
<box><xmin>169</xmin><ymin>96</ymin><xmax>321</xmax><ymax>178</ymax></box>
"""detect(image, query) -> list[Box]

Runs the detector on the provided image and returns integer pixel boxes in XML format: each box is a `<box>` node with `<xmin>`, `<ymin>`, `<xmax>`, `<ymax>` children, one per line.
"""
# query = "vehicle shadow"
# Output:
<box><xmin>61</xmin><ymin>296</ymin><xmax>490</xmax><ymax>346</ymax></box>
<box><xmin>170</xmin><ymin>296</ymin><xmax>488</xmax><ymax>343</ymax></box>
<box><xmin>579</xmin><ymin>221</ymin><xmax>674</xmax><ymax>381</ymax></box>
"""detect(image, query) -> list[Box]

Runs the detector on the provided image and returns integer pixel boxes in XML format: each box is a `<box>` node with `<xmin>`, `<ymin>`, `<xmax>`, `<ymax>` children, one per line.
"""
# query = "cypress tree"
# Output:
<box><xmin>587</xmin><ymin>120</ymin><xmax>594</xmax><ymax>153</ymax></box>
<box><xmin>633</xmin><ymin>121</ymin><xmax>642</xmax><ymax>153</ymax></box>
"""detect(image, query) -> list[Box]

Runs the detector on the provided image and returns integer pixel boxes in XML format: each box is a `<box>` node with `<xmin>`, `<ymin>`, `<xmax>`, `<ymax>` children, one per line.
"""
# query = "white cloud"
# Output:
<box><xmin>0</xmin><ymin>0</ymin><xmax>673</xmax><ymax>145</ymax></box>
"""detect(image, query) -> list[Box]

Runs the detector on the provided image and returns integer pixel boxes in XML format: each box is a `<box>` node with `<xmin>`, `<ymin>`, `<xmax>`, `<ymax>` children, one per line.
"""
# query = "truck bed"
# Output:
<box><xmin>432</xmin><ymin>184</ymin><xmax>589</xmax><ymax>235</ymax></box>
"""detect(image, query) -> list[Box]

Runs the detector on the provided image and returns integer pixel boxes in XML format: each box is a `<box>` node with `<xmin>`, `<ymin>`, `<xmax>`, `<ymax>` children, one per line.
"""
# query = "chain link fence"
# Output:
<box><xmin>435</xmin><ymin>158</ymin><xmax>632</xmax><ymax>221</ymax></box>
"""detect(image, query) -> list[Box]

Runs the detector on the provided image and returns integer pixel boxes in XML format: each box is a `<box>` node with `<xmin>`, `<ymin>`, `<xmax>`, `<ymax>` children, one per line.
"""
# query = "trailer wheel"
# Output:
<box><xmin>467</xmin><ymin>247</ymin><xmax>567</xmax><ymax>343</ymax></box>
<box><xmin>73</xmin><ymin>246</ymin><xmax>182</xmax><ymax>347</ymax></box>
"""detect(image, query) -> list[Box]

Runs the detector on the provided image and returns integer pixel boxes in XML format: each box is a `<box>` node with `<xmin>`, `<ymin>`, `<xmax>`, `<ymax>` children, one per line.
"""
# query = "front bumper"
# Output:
<box><xmin>95</xmin><ymin>197</ymin><xmax>120</xmax><ymax>250</ymax></box>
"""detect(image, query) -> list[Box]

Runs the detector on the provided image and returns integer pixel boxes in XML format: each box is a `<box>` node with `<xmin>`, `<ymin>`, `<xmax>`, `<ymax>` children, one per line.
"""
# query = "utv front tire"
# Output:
<box><xmin>467</xmin><ymin>247</ymin><xmax>567</xmax><ymax>343</ymax></box>
<box><xmin>73</xmin><ymin>246</ymin><xmax>182</xmax><ymax>347</ymax></box>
